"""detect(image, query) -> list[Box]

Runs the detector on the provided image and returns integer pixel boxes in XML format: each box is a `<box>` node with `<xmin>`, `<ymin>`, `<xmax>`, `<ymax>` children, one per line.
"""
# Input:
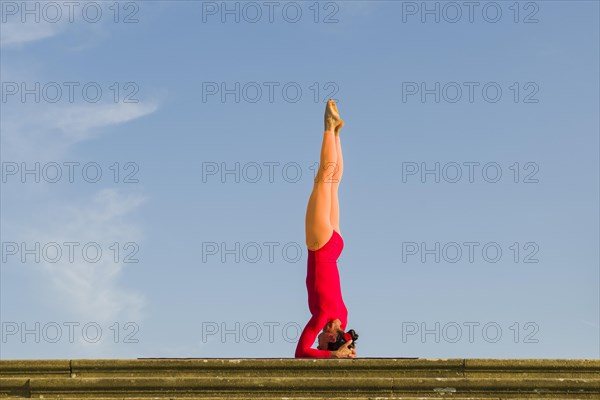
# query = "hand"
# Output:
<box><xmin>331</xmin><ymin>340</ymin><xmax>356</xmax><ymax>358</ymax></box>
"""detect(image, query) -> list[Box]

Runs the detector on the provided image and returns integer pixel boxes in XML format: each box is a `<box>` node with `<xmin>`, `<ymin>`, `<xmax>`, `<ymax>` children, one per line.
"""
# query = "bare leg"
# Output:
<box><xmin>329</xmin><ymin>128</ymin><xmax>344</xmax><ymax>234</ymax></box>
<box><xmin>305</xmin><ymin>100</ymin><xmax>343</xmax><ymax>250</ymax></box>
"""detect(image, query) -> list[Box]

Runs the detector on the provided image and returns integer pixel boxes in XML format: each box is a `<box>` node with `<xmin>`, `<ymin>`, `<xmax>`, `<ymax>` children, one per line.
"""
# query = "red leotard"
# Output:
<box><xmin>295</xmin><ymin>230</ymin><xmax>348</xmax><ymax>358</ymax></box>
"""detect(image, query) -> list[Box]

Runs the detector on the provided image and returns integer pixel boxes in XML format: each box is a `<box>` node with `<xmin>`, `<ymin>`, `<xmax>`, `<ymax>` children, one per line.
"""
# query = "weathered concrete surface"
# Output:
<box><xmin>1</xmin><ymin>358</ymin><xmax>598</xmax><ymax>399</ymax></box>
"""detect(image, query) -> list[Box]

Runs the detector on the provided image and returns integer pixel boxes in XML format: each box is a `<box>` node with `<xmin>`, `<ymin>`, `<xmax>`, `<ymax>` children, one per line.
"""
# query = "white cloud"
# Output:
<box><xmin>0</xmin><ymin>0</ymin><xmax>162</xmax><ymax>358</ymax></box>
<box><xmin>3</xmin><ymin>101</ymin><xmax>159</xmax><ymax>161</ymax></box>
<box><xmin>21</xmin><ymin>188</ymin><xmax>147</xmax><ymax>324</ymax></box>
<box><xmin>0</xmin><ymin>20</ymin><xmax>65</xmax><ymax>48</ymax></box>
<box><xmin>50</xmin><ymin>102</ymin><xmax>159</xmax><ymax>141</ymax></box>
<box><xmin>0</xmin><ymin>0</ymin><xmax>116</xmax><ymax>49</ymax></box>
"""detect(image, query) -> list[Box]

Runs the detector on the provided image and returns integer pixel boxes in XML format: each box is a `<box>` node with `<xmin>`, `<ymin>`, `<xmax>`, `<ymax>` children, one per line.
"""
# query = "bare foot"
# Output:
<box><xmin>332</xmin><ymin>102</ymin><xmax>345</xmax><ymax>135</ymax></box>
<box><xmin>324</xmin><ymin>99</ymin><xmax>344</xmax><ymax>133</ymax></box>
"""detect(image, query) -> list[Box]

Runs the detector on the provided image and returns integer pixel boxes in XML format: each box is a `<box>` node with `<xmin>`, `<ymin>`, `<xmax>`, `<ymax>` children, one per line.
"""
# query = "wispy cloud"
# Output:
<box><xmin>3</xmin><ymin>101</ymin><xmax>159</xmax><ymax>161</ymax></box>
<box><xmin>19</xmin><ymin>188</ymin><xmax>147</xmax><ymax>324</ymax></box>
<box><xmin>2</xmin><ymin>99</ymin><xmax>157</xmax><ymax>352</ymax></box>
<box><xmin>50</xmin><ymin>102</ymin><xmax>159</xmax><ymax>141</ymax></box>
<box><xmin>1</xmin><ymin>9</ymin><xmax>160</xmax><ymax>357</ymax></box>
<box><xmin>0</xmin><ymin>0</ymin><xmax>116</xmax><ymax>49</ymax></box>
<box><xmin>580</xmin><ymin>320</ymin><xmax>599</xmax><ymax>330</ymax></box>
<box><xmin>0</xmin><ymin>20</ymin><xmax>65</xmax><ymax>48</ymax></box>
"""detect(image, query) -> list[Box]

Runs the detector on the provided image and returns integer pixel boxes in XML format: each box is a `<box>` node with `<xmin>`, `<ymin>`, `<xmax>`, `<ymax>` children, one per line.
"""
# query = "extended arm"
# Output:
<box><xmin>295</xmin><ymin>313</ymin><xmax>331</xmax><ymax>358</ymax></box>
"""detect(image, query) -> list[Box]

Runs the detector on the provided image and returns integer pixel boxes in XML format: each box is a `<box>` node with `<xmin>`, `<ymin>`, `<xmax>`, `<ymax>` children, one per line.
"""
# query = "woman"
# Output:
<box><xmin>295</xmin><ymin>99</ymin><xmax>357</xmax><ymax>359</ymax></box>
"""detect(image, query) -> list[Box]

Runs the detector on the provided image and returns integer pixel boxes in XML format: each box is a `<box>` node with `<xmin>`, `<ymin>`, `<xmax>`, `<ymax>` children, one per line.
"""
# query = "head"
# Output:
<box><xmin>316</xmin><ymin>319</ymin><xmax>359</xmax><ymax>351</ymax></box>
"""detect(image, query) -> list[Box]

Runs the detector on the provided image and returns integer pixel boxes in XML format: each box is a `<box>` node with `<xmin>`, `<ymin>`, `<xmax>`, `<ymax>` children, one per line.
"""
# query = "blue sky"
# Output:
<box><xmin>1</xmin><ymin>0</ymin><xmax>598</xmax><ymax>359</ymax></box>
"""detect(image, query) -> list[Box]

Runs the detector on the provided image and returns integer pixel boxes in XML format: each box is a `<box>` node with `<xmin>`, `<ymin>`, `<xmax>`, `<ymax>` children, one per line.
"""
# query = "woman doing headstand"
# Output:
<box><xmin>295</xmin><ymin>99</ymin><xmax>358</xmax><ymax>359</ymax></box>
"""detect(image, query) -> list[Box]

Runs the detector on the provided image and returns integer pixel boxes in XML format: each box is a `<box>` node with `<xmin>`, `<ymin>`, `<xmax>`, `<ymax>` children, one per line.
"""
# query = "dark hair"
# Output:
<box><xmin>327</xmin><ymin>329</ymin><xmax>359</xmax><ymax>351</ymax></box>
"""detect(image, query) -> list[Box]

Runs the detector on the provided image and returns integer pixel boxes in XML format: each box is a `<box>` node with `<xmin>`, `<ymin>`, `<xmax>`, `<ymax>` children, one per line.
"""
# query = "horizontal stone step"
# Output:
<box><xmin>0</xmin><ymin>360</ymin><xmax>71</xmax><ymax>378</ymax></box>
<box><xmin>8</xmin><ymin>396</ymin><xmax>596</xmax><ymax>400</ymax></box>
<box><xmin>24</xmin><ymin>375</ymin><xmax>600</xmax><ymax>389</ymax></box>
<box><xmin>71</xmin><ymin>358</ymin><xmax>463</xmax><ymax>378</ymax></box>
<box><xmin>3</xmin><ymin>358</ymin><xmax>598</xmax><ymax>378</ymax></box>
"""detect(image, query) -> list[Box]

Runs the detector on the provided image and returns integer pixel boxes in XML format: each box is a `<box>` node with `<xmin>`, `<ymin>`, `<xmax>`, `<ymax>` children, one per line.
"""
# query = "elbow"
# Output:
<box><xmin>295</xmin><ymin>349</ymin><xmax>307</xmax><ymax>358</ymax></box>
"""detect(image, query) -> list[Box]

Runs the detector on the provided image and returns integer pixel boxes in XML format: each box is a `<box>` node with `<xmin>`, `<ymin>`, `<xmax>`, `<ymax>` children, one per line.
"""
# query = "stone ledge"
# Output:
<box><xmin>1</xmin><ymin>358</ymin><xmax>598</xmax><ymax>399</ymax></box>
